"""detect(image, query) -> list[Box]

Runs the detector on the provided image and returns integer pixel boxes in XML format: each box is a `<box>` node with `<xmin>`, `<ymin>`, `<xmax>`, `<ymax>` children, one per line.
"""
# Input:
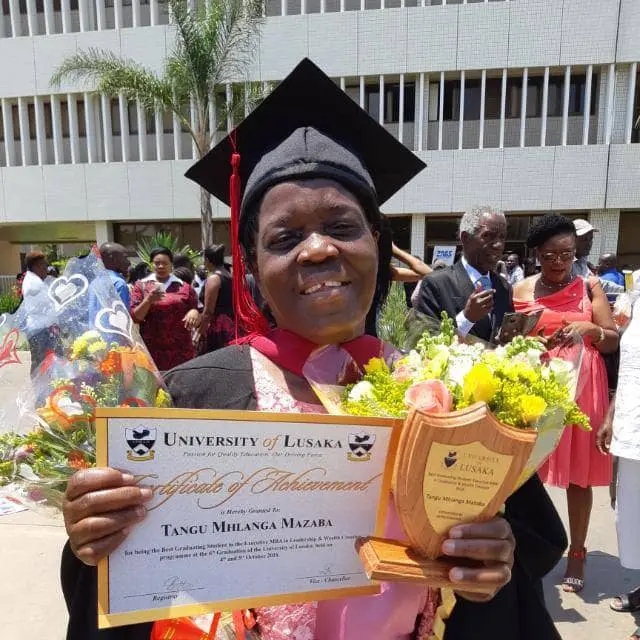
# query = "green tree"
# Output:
<box><xmin>51</xmin><ymin>0</ymin><xmax>264</xmax><ymax>250</ymax></box>
<box><xmin>136</xmin><ymin>231</ymin><xmax>200</xmax><ymax>266</ymax></box>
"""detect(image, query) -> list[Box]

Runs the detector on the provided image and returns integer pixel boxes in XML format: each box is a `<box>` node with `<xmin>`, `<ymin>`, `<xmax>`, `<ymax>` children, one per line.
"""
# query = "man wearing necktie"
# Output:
<box><xmin>414</xmin><ymin>207</ymin><xmax>567</xmax><ymax>640</ymax></box>
<box><xmin>415</xmin><ymin>205</ymin><xmax>513</xmax><ymax>343</ymax></box>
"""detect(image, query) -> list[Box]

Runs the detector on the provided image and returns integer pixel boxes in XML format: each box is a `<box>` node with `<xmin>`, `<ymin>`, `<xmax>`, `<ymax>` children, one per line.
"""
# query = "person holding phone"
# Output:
<box><xmin>414</xmin><ymin>205</ymin><xmax>511</xmax><ymax>343</ymax></box>
<box><xmin>131</xmin><ymin>247</ymin><xmax>199</xmax><ymax>371</ymax></box>
<box><xmin>513</xmin><ymin>214</ymin><xmax>618</xmax><ymax>594</ymax></box>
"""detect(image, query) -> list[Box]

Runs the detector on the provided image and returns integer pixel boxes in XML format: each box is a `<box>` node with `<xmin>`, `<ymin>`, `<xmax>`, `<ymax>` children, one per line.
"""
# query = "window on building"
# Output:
<box><xmin>127</xmin><ymin>102</ymin><xmax>157</xmax><ymax>135</ymax></box>
<box><xmin>104</xmin><ymin>0</ymin><xmax>151</xmax><ymax>6</ymax></box>
<box><xmin>10</xmin><ymin>105</ymin><xmax>20</xmax><ymax>140</ymax></box>
<box><xmin>510</xmin><ymin>73</ymin><xmax>599</xmax><ymax>118</ymax></box>
<box><xmin>58</xmin><ymin>99</ymin><xmax>86</xmax><ymax>138</ymax></box>
<box><xmin>546</xmin><ymin>73</ymin><xmax>599</xmax><ymax>117</ymax></box>
<box><xmin>2</xmin><ymin>0</ymin><xmax>80</xmax><ymax>14</ymax></box>
<box><xmin>365</xmin><ymin>83</ymin><xmax>415</xmax><ymax>124</ymax></box>
<box><xmin>110</xmin><ymin>99</ymin><xmax>122</xmax><ymax>136</ymax></box>
<box><xmin>25</xmin><ymin>101</ymin><xmax>55</xmax><ymax>139</ymax></box>
<box><xmin>27</xmin><ymin>104</ymin><xmax>37</xmax><ymax>140</ymax></box>
<box><xmin>438</xmin><ymin>72</ymin><xmax>599</xmax><ymax>121</ymax></box>
<box><xmin>442</xmin><ymin>77</ymin><xmax>513</xmax><ymax>121</ymax></box>
<box><xmin>162</xmin><ymin>110</ymin><xmax>174</xmax><ymax>134</ymax></box>
<box><xmin>388</xmin><ymin>216</ymin><xmax>412</xmax><ymax>251</ymax></box>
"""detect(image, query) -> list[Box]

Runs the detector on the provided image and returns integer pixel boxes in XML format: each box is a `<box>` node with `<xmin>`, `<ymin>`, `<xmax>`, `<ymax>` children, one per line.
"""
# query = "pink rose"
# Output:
<box><xmin>404</xmin><ymin>380</ymin><xmax>453</xmax><ymax>413</ymax></box>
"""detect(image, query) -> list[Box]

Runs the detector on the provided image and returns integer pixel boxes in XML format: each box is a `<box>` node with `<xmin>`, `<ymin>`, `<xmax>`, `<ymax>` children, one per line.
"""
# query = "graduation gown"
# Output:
<box><xmin>61</xmin><ymin>345</ymin><xmax>566</xmax><ymax>640</ymax></box>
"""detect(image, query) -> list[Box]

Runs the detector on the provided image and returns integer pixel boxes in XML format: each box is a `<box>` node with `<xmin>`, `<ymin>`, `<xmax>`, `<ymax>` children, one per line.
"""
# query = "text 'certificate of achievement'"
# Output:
<box><xmin>96</xmin><ymin>408</ymin><xmax>400</xmax><ymax>628</ymax></box>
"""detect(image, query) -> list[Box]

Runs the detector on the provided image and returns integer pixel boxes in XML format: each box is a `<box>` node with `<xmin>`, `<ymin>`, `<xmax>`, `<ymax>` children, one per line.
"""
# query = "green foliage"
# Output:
<box><xmin>0</xmin><ymin>293</ymin><xmax>21</xmax><ymax>314</ymax></box>
<box><xmin>41</xmin><ymin>244</ymin><xmax>91</xmax><ymax>273</ymax></box>
<box><xmin>376</xmin><ymin>282</ymin><xmax>409</xmax><ymax>350</ymax></box>
<box><xmin>416</xmin><ymin>311</ymin><xmax>456</xmax><ymax>355</ymax></box>
<box><xmin>503</xmin><ymin>335</ymin><xmax>546</xmax><ymax>358</ymax></box>
<box><xmin>136</xmin><ymin>231</ymin><xmax>200</xmax><ymax>266</ymax></box>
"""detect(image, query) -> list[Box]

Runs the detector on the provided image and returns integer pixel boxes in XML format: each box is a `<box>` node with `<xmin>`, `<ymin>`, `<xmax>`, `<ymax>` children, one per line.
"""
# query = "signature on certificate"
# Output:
<box><xmin>164</xmin><ymin>576</ymin><xmax>194</xmax><ymax>592</ymax></box>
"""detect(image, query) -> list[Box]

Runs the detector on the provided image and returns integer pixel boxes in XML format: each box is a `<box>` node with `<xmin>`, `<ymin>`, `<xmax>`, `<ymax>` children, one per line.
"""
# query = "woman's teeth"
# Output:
<box><xmin>303</xmin><ymin>281</ymin><xmax>344</xmax><ymax>295</ymax></box>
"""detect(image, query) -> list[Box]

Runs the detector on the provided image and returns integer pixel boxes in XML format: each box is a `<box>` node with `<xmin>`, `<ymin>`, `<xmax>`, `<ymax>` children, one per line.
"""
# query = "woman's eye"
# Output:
<box><xmin>327</xmin><ymin>221</ymin><xmax>360</xmax><ymax>237</ymax></box>
<box><xmin>267</xmin><ymin>232</ymin><xmax>300</xmax><ymax>251</ymax></box>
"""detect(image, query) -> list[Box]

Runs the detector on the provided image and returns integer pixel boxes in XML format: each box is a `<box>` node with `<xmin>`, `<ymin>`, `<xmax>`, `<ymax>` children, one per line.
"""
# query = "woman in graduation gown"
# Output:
<box><xmin>60</xmin><ymin>59</ymin><xmax>566</xmax><ymax>640</ymax></box>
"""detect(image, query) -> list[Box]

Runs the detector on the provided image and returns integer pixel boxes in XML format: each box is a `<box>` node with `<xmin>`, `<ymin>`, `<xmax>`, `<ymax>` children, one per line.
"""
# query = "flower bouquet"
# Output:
<box><xmin>0</xmin><ymin>251</ymin><xmax>170</xmax><ymax>509</ymax></box>
<box><xmin>342</xmin><ymin>313</ymin><xmax>588</xmax><ymax>488</ymax></box>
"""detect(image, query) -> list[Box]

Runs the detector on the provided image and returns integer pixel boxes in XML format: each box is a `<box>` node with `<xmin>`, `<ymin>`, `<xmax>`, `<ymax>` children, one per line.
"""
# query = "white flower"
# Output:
<box><xmin>404</xmin><ymin>349</ymin><xmax>424</xmax><ymax>372</ymax></box>
<box><xmin>348</xmin><ymin>381</ymin><xmax>375</xmax><ymax>402</ymax></box>
<box><xmin>494</xmin><ymin>345</ymin><xmax>508</xmax><ymax>359</ymax></box>
<box><xmin>447</xmin><ymin>355</ymin><xmax>476</xmax><ymax>387</ymax></box>
<box><xmin>520</xmin><ymin>348</ymin><xmax>543</xmax><ymax>367</ymax></box>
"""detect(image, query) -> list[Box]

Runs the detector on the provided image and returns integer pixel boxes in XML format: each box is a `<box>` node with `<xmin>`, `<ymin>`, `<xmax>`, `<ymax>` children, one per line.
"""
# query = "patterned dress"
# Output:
<box><xmin>131</xmin><ymin>278</ymin><xmax>198</xmax><ymax>372</ymax></box>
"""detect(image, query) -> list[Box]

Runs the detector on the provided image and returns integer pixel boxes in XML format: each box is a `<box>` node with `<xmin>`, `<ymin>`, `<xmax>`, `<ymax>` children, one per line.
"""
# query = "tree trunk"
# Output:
<box><xmin>200</xmin><ymin>187</ymin><xmax>214</xmax><ymax>250</ymax></box>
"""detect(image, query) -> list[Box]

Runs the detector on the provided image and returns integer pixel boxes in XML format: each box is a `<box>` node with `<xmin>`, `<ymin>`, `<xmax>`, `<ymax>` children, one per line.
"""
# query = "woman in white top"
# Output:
<box><xmin>598</xmin><ymin>294</ymin><xmax>640</xmax><ymax>639</ymax></box>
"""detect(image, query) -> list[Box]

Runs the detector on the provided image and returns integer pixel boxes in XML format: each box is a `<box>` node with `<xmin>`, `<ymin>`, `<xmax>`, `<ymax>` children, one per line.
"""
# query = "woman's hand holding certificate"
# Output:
<box><xmin>64</xmin><ymin>468</ymin><xmax>152</xmax><ymax>566</ymax></box>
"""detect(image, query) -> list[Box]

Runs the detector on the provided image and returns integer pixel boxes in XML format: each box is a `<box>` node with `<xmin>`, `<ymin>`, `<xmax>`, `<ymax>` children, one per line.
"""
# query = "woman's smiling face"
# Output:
<box><xmin>253</xmin><ymin>179</ymin><xmax>379</xmax><ymax>345</ymax></box>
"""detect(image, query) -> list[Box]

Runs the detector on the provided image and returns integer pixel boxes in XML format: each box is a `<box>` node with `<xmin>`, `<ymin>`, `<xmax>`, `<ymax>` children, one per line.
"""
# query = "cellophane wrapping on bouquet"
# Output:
<box><xmin>305</xmin><ymin>312</ymin><xmax>589</xmax><ymax>491</ymax></box>
<box><xmin>0</xmin><ymin>250</ymin><xmax>171</xmax><ymax>509</ymax></box>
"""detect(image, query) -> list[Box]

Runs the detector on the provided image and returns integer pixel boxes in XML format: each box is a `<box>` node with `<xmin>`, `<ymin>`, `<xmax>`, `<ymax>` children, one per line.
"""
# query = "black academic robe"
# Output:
<box><xmin>415</xmin><ymin>260</ymin><xmax>514</xmax><ymax>342</ymax></box>
<box><xmin>61</xmin><ymin>346</ymin><xmax>565</xmax><ymax>640</ymax></box>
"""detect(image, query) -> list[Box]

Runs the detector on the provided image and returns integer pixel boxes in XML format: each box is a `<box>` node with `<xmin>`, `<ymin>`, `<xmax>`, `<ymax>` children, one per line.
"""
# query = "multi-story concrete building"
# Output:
<box><xmin>1</xmin><ymin>0</ymin><xmax>640</xmax><ymax>276</ymax></box>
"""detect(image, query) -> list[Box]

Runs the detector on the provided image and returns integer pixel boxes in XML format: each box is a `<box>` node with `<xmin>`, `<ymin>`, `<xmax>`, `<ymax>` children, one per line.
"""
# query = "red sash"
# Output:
<box><xmin>248</xmin><ymin>328</ymin><xmax>384</xmax><ymax>377</ymax></box>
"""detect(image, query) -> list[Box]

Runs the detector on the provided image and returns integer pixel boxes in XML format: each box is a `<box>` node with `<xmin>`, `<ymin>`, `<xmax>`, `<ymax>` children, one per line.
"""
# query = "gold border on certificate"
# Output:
<box><xmin>96</xmin><ymin>407</ymin><xmax>401</xmax><ymax>629</ymax></box>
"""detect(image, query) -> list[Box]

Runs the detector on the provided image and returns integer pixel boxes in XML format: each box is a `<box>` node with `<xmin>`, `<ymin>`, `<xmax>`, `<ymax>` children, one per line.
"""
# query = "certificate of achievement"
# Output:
<box><xmin>96</xmin><ymin>408</ymin><xmax>400</xmax><ymax>628</ymax></box>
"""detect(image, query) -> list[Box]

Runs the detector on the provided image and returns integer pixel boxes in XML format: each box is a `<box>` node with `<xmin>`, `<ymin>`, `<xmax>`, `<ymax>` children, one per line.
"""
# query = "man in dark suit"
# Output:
<box><xmin>415</xmin><ymin>205</ymin><xmax>512</xmax><ymax>342</ymax></box>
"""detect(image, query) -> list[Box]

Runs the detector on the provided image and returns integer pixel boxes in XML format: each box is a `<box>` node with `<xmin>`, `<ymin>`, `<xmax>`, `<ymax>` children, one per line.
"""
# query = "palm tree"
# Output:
<box><xmin>51</xmin><ymin>0</ymin><xmax>264</xmax><ymax>249</ymax></box>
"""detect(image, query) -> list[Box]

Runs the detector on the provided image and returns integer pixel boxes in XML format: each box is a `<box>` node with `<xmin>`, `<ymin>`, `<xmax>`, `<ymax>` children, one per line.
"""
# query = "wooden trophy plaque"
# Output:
<box><xmin>357</xmin><ymin>402</ymin><xmax>537</xmax><ymax>593</ymax></box>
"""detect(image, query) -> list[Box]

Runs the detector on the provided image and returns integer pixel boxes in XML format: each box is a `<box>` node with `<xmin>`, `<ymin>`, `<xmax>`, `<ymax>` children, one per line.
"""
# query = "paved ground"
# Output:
<box><xmin>0</xmin><ymin>504</ymin><xmax>68</xmax><ymax>640</ymax></box>
<box><xmin>1</xmin><ymin>486</ymin><xmax>639</xmax><ymax>640</ymax></box>
<box><xmin>544</xmin><ymin>486</ymin><xmax>640</xmax><ymax>640</ymax></box>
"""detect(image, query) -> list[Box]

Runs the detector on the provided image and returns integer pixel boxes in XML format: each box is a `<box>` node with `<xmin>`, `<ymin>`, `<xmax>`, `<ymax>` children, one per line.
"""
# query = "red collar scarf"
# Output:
<box><xmin>248</xmin><ymin>328</ymin><xmax>384</xmax><ymax>378</ymax></box>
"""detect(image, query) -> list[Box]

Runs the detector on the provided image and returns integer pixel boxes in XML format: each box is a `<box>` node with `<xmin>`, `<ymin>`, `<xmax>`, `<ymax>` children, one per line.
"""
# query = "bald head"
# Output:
<box><xmin>598</xmin><ymin>253</ymin><xmax>617</xmax><ymax>274</ymax></box>
<box><xmin>99</xmin><ymin>243</ymin><xmax>130</xmax><ymax>277</ymax></box>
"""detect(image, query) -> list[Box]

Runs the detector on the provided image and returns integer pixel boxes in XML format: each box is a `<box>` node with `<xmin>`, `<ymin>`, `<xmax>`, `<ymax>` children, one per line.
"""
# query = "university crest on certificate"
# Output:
<box><xmin>96</xmin><ymin>408</ymin><xmax>400</xmax><ymax>628</ymax></box>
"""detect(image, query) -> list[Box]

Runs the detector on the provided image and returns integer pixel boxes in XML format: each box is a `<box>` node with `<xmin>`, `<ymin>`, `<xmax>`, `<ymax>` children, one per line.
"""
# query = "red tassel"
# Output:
<box><xmin>229</xmin><ymin>132</ymin><xmax>269</xmax><ymax>339</ymax></box>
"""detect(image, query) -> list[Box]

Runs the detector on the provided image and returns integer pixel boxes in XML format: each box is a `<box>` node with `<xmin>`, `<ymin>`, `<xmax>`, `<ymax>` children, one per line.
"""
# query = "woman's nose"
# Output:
<box><xmin>297</xmin><ymin>233</ymin><xmax>339</xmax><ymax>263</ymax></box>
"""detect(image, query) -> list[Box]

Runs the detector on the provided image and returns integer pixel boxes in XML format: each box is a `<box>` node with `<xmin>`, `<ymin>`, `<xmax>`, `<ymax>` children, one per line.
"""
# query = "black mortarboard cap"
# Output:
<box><xmin>185</xmin><ymin>58</ymin><xmax>426</xmax><ymax>337</ymax></box>
<box><xmin>185</xmin><ymin>58</ymin><xmax>426</xmax><ymax>215</ymax></box>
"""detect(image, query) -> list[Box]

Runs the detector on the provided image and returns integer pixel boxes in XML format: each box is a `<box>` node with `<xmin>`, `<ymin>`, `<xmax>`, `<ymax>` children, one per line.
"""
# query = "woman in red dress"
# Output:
<box><xmin>131</xmin><ymin>247</ymin><xmax>198</xmax><ymax>371</ymax></box>
<box><xmin>513</xmin><ymin>214</ymin><xmax>618</xmax><ymax>593</ymax></box>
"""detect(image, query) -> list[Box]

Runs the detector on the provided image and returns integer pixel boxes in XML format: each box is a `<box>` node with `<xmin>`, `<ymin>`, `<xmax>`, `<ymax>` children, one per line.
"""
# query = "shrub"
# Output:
<box><xmin>0</xmin><ymin>293</ymin><xmax>21</xmax><ymax>315</ymax></box>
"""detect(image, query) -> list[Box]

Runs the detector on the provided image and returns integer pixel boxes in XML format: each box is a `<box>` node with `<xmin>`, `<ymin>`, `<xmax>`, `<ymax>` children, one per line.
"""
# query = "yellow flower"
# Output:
<box><xmin>364</xmin><ymin>358</ymin><xmax>388</xmax><ymax>376</ymax></box>
<box><xmin>71</xmin><ymin>331</ymin><xmax>104</xmax><ymax>359</ymax></box>
<box><xmin>87</xmin><ymin>340</ymin><xmax>107</xmax><ymax>355</ymax></box>
<box><xmin>520</xmin><ymin>395</ymin><xmax>547</xmax><ymax>425</ymax></box>
<box><xmin>154</xmin><ymin>388</ymin><xmax>171</xmax><ymax>408</ymax></box>
<box><xmin>463</xmin><ymin>364</ymin><xmax>499</xmax><ymax>404</ymax></box>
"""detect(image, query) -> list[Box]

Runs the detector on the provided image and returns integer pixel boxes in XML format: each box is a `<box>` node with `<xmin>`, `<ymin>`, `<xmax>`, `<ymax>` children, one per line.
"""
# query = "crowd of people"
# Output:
<box><xmin>9</xmin><ymin>59</ymin><xmax>640</xmax><ymax>640</ymax></box>
<box><xmin>16</xmin><ymin>204</ymin><xmax>640</xmax><ymax>640</ymax></box>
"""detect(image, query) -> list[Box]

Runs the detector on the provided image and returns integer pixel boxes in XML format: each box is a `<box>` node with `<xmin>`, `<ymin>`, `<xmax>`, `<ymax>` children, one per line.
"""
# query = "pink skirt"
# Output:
<box><xmin>538</xmin><ymin>345</ymin><xmax>612</xmax><ymax>488</ymax></box>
